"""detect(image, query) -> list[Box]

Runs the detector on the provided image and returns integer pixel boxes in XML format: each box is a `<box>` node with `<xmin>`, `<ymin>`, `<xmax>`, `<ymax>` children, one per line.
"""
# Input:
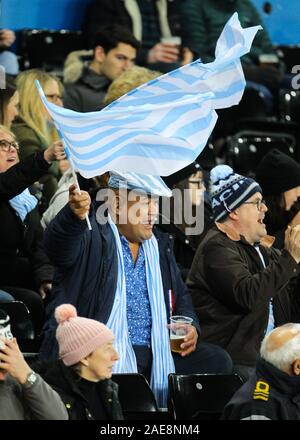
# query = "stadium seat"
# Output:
<box><xmin>168</xmin><ymin>373</ymin><xmax>244</xmax><ymax>420</ymax></box>
<box><xmin>112</xmin><ymin>373</ymin><xmax>162</xmax><ymax>419</ymax></box>
<box><xmin>224</xmin><ymin>118</ymin><xmax>299</xmax><ymax>176</ymax></box>
<box><xmin>20</xmin><ymin>29</ymin><xmax>84</xmax><ymax>75</ymax></box>
<box><xmin>0</xmin><ymin>301</ymin><xmax>40</xmax><ymax>355</ymax></box>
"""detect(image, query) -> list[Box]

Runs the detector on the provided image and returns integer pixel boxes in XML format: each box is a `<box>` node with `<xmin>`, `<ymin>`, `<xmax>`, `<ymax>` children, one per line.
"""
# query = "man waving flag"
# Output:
<box><xmin>36</xmin><ymin>13</ymin><xmax>261</xmax><ymax>179</ymax></box>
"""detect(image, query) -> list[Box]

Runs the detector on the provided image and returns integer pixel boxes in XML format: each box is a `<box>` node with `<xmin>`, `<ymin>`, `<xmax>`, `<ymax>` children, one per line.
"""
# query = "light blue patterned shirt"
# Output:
<box><xmin>120</xmin><ymin>235</ymin><xmax>152</xmax><ymax>346</ymax></box>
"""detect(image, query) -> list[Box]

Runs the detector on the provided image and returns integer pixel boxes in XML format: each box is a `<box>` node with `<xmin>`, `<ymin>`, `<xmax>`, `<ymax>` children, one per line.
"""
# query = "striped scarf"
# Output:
<box><xmin>9</xmin><ymin>188</ymin><xmax>38</xmax><ymax>221</ymax></box>
<box><xmin>107</xmin><ymin>215</ymin><xmax>175</xmax><ymax>407</ymax></box>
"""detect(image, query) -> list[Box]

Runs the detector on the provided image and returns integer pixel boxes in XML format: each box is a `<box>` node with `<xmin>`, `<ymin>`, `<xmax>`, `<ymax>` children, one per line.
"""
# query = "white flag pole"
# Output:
<box><xmin>61</xmin><ymin>137</ymin><xmax>92</xmax><ymax>231</ymax></box>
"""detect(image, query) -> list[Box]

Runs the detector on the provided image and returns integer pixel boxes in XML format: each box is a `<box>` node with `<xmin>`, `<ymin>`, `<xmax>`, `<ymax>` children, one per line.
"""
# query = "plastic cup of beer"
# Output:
<box><xmin>170</xmin><ymin>315</ymin><xmax>193</xmax><ymax>353</ymax></box>
<box><xmin>160</xmin><ymin>36</ymin><xmax>182</xmax><ymax>47</ymax></box>
<box><xmin>161</xmin><ymin>36</ymin><xmax>182</xmax><ymax>58</ymax></box>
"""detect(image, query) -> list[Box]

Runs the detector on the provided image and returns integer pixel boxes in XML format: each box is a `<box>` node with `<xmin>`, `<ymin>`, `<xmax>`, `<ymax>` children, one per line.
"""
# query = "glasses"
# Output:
<box><xmin>243</xmin><ymin>199</ymin><xmax>266</xmax><ymax>211</ymax></box>
<box><xmin>46</xmin><ymin>94</ymin><xmax>63</xmax><ymax>102</ymax></box>
<box><xmin>0</xmin><ymin>140</ymin><xmax>19</xmax><ymax>152</ymax></box>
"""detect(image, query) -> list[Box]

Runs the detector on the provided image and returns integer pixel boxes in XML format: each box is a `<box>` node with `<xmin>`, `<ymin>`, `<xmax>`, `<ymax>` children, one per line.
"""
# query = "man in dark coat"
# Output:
<box><xmin>41</xmin><ymin>171</ymin><xmax>232</xmax><ymax>407</ymax></box>
<box><xmin>63</xmin><ymin>25</ymin><xmax>140</xmax><ymax>112</ymax></box>
<box><xmin>187</xmin><ymin>164</ymin><xmax>300</xmax><ymax>381</ymax></box>
<box><xmin>222</xmin><ymin>323</ymin><xmax>300</xmax><ymax>420</ymax></box>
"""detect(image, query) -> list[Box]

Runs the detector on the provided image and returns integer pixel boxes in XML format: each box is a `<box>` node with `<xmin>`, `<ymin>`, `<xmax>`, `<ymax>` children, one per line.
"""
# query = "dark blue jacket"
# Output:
<box><xmin>40</xmin><ymin>201</ymin><xmax>200</xmax><ymax>359</ymax></box>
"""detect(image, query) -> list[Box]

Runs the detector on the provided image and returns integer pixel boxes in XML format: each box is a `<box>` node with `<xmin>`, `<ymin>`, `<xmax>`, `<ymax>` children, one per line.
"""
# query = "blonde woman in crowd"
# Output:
<box><xmin>12</xmin><ymin>69</ymin><xmax>65</xmax><ymax>206</ymax></box>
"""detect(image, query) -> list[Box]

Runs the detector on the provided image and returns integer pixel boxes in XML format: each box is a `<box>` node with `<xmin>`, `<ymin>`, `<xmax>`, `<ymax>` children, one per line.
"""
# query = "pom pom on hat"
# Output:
<box><xmin>55</xmin><ymin>304</ymin><xmax>77</xmax><ymax>324</ymax></box>
<box><xmin>210</xmin><ymin>165</ymin><xmax>234</xmax><ymax>184</ymax></box>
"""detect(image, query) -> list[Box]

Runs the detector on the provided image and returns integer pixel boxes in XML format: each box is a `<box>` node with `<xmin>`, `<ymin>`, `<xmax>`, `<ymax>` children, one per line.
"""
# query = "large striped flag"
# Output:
<box><xmin>37</xmin><ymin>13</ymin><xmax>261</xmax><ymax>178</ymax></box>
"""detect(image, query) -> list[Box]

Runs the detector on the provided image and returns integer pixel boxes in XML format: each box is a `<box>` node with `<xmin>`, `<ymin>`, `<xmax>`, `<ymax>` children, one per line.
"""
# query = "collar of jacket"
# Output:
<box><xmin>81</xmin><ymin>66</ymin><xmax>111</xmax><ymax>91</ymax></box>
<box><xmin>46</xmin><ymin>361</ymin><xmax>118</xmax><ymax>407</ymax></box>
<box><xmin>215</xmin><ymin>222</ymin><xmax>275</xmax><ymax>248</ymax></box>
<box><xmin>257</xmin><ymin>358</ymin><xmax>300</xmax><ymax>398</ymax></box>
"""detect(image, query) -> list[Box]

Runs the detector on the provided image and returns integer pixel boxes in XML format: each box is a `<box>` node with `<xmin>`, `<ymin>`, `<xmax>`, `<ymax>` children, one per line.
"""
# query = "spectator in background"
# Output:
<box><xmin>183</xmin><ymin>0</ymin><xmax>292</xmax><ymax>112</ymax></box>
<box><xmin>0</xmin><ymin>309</ymin><xmax>68</xmax><ymax>420</ymax></box>
<box><xmin>222</xmin><ymin>323</ymin><xmax>300</xmax><ymax>420</ymax></box>
<box><xmin>255</xmin><ymin>149</ymin><xmax>300</xmax><ymax>249</ymax></box>
<box><xmin>102</xmin><ymin>64</ymin><xmax>160</xmax><ymax>106</ymax></box>
<box><xmin>187</xmin><ymin>164</ymin><xmax>300</xmax><ymax>381</ymax></box>
<box><xmin>0</xmin><ymin>29</ymin><xmax>19</xmax><ymax>76</ymax></box>
<box><xmin>38</xmin><ymin>304</ymin><xmax>123</xmax><ymax>420</ymax></box>
<box><xmin>82</xmin><ymin>0</ymin><xmax>195</xmax><ymax>73</ymax></box>
<box><xmin>0</xmin><ymin>75</ymin><xmax>19</xmax><ymax>128</ymax></box>
<box><xmin>12</xmin><ymin>69</ymin><xmax>64</xmax><ymax>206</ymax></box>
<box><xmin>0</xmin><ymin>124</ymin><xmax>66</xmax><ymax>333</ymax></box>
<box><xmin>63</xmin><ymin>25</ymin><xmax>139</xmax><ymax>112</ymax></box>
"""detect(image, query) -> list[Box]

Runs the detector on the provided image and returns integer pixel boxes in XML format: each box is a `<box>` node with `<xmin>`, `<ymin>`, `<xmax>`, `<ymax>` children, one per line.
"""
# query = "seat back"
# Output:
<box><xmin>226</xmin><ymin>129</ymin><xmax>297</xmax><ymax>176</ymax></box>
<box><xmin>112</xmin><ymin>373</ymin><xmax>159</xmax><ymax>419</ymax></box>
<box><xmin>0</xmin><ymin>301</ymin><xmax>41</xmax><ymax>355</ymax></box>
<box><xmin>20</xmin><ymin>29</ymin><xmax>84</xmax><ymax>73</ymax></box>
<box><xmin>276</xmin><ymin>44</ymin><xmax>300</xmax><ymax>73</ymax></box>
<box><xmin>168</xmin><ymin>373</ymin><xmax>243</xmax><ymax>420</ymax></box>
<box><xmin>0</xmin><ymin>301</ymin><xmax>34</xmax><ymax>340</ymax></box>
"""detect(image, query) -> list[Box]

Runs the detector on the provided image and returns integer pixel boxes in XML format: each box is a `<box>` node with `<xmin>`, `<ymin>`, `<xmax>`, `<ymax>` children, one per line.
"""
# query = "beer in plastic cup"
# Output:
<box><xmin>170</xmin><ymin>315</ymin><xmax>193</xmax><ymax>353</ymax></box>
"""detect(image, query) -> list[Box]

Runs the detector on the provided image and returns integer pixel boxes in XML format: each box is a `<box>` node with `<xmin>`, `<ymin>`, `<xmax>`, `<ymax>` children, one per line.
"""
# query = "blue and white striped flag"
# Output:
<box><xmin>36</xmin><ymin>13</ymin><xmax>261</xmax><ymax>179</ymax></box>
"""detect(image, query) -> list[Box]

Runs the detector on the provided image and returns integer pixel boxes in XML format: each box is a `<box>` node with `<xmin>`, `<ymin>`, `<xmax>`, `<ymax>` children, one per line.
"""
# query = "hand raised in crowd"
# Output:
<box><xmin>0</xmin><ymin>338</ymin><xmax>32</xmax><ymax>384</ymax></box>
<box><xmin>285</xmin><ymin>225</ymin><xmax>300</xmax><ymax>264</ymax></box>
<box><xmin>179</xmin><ymin>325</ymin><xmax>198</xmax><ymax>357</ymax></box>
<box><xmin>43</xmin><ymin>141</ymin><xmax>67</xmax><ymax>164</ymax></box>
<box><xmin>0</xmin><ymin>29</ymin><xmax>16</xmax><ymax>48</ymax></box>
<box><xmin>147</xmin><ymin>43</ymin><xmax>180</xmax><ymax>64</ymax></box>
<box><xmin>180</xmin><ymin>47</ymin><xmax>194</xmax><ymax>65</ymax></box>
<box><xmin>69</xmin><ymin>183</ymin><xmax>91</xmax><ymax>220</ymax></box>
<box><xmin>39</xmin><ymin>282</ymin><xmax>52</xmax><ymax>300</ymax></box>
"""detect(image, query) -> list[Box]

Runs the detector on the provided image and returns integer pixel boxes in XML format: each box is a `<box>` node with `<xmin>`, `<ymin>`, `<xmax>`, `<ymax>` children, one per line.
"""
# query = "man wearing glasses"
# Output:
<box><xmin>187</xmin><ymin>164</ymin><xmax>300</xmax><ymax>381</ymax></box>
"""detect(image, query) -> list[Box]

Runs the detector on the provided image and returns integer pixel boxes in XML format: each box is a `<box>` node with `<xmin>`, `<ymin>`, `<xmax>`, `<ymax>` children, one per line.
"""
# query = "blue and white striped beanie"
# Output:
<box><xmin>108</xmin><ymin>171</ymin><xmax>172</xmax><ymax>197</ymax></box>
<box><xmin>210</xmin><ymin>165</ymin><xmax>262</xmax><ymax>222</ymax></box>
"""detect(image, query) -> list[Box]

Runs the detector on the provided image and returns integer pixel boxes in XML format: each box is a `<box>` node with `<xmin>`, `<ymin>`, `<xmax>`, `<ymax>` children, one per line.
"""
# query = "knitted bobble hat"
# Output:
<box><xmin>55</xmin><ymin>304</ymin><xmax>114</xmax><ymax>366</ymax></box>
<box><xmin>210</xmin><ymin>165</ymin><xmax>262</xmax><ymax>221</ymax></box>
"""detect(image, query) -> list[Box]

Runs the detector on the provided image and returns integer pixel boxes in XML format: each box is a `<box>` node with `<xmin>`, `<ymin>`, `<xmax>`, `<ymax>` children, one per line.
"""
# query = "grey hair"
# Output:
<box><xmin>260</xmin><ymin>323</ymin><xmax>300</xmax><ymax>371</ymax></box>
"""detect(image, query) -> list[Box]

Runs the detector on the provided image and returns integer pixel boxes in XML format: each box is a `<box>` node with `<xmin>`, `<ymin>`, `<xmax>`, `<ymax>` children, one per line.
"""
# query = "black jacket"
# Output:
<box><xmin>38</xmin><ymin>360</ymin><xmax>123</xmax><ymax>420</ymax></box>
<box><xmin>63</xmin><ymin>67</ymin><xmax>110</xmax><ymax>112</ymax></box>
<box><xmin>222</xmin><ymin>358</ymin><xmax>300</xmax><ymax>420</ymax></box>
<box><xmin>187</xmin><ymin>225</ymin><xmax>300</xmax><ymax>366</ymax></box>
<box><xmin>40</xmin><ymin>200</ymin><xmax>200</xmax><ymax>360</ymax></box>
<box><xmin>0</xmin><ymin>152</ymin><xmax>54</xmax><ymax>289</ymax></box>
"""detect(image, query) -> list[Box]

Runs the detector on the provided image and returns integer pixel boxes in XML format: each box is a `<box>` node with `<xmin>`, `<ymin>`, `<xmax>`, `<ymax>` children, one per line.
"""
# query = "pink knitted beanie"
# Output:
<box><xmin>55</xmin><ymin>304</ymin><xmax>114</xmax><ymax>366</ymax></box>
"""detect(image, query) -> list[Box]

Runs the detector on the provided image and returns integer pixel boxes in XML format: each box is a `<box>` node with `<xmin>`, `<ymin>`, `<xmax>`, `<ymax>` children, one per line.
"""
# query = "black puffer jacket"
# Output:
<box><xmin>38</xmin><ymin>360</ymin><xmax>124</xmax><ymax>420</ymax></box>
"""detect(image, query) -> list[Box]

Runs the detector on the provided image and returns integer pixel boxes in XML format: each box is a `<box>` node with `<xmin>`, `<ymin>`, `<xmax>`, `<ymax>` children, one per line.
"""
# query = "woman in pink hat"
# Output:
<box><xmin>38</xmin><ymin>304</ymin><xmax>123</xmax><ymax>420</ymax></box>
